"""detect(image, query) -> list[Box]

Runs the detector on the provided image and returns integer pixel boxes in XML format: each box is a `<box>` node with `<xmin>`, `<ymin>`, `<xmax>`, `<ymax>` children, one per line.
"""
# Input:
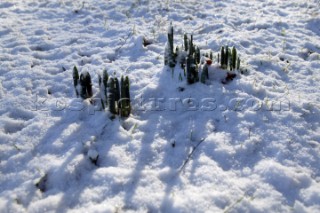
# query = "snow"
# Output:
<box><xmin>0</xmin><ymin>0</ymin><xmax>320</xmax><ymax>212</ymax></box>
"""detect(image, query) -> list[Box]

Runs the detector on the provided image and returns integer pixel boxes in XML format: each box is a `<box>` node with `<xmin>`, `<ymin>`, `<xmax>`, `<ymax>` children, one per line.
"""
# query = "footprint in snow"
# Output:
<box><xmin>0</xmin><ymin>109</ymin><xmax>34</xmax><ymax>134</ymax></box>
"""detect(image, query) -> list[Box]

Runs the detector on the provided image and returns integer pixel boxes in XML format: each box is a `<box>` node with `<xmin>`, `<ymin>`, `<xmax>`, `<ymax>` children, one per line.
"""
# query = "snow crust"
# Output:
<box><xmin>0</xmin><ymin>0</ymin><xmax>320</xmax><ymax>212</ymax></box>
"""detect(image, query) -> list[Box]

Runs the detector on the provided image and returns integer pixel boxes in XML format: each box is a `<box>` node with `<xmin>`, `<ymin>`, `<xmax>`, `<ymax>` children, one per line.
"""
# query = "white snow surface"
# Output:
<box><xmin>0</xmin><ymin>0</ymin><xmax>320</xmax><ymax>212</ymax></box>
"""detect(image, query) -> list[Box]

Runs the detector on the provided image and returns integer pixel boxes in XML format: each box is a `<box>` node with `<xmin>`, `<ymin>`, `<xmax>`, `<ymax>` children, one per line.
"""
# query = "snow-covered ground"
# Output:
<box><xmin>0</xmin><ymin>0</ymin><xmax>320</xmax><ymax>212</ymax></box>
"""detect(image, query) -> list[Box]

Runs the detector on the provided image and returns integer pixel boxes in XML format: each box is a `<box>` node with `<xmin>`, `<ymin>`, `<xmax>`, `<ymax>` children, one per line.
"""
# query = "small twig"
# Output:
<box><xmin>223</xmin><ymin>190</ymin><xmax>254</xmax><ymax>213</ymax></box>
<box><xmin>223</xmin><ymin>196</ymin><xmax>244</xmax><ymax>213</ymax></box>
<box><xmin>13</xmin><ymin>144</ymin><xmax>21</xmax><ymax>151</ymax></box>
<box><xmin>179</xmin><ymin>137</ymin><xmax>206</xmax><ymax>173</ymax></box>
<box><xmin>98</xmin><ymin>122</ymin><xmax>110</xmax><ymax>138</ymax></box>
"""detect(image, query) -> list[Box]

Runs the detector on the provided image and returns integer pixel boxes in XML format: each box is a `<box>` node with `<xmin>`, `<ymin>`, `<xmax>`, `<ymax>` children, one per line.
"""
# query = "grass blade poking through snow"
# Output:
<box><xmin>114</xmin><ymin>77</ymin><xmax>120</xmax><ymax>108</ymax></box>
<box><xmin>73</xmin><ymin>66</ymin><xmax>79</xmax><ymax>97</ymax></box>
<box><xmin>184</xmin><ymin>33</ymin><xmax>188</xmax><ymax>52</ymax></box>
<box><xmin>120</xmin><ymin>76</ymin><xmax>131</xmax><ymax>117</ymax></box>
<box><xmin>108</xmin><ymin>77</ymin><xmax>117</xmax><ymax>115</ymax></box>
<box><xmin>179</xmin><ymin>137</ymin><xmax>206</xmax><ymax>173</ymax></box>
<box><xmin>102</xmin><ymin>69</ymin><xmax>109</xmax><ymax>106</ymax></box>
<box><xmin>232</xmin><ymin>46</ymin><xmax>237</xmax><ymax>70</ymax></box>
<box><xmin>165</xmin><ymin>22</ymin><xmax>176</xmax><ymax>68</ymax></box>
<box><xmin>79</xmin><ymin>71</ymin><xmax>93</xmax><ymax>99</ymax></box>
<box><xmin>220</xmin><ymin>46</ymin><xmax>225</xmax><ymax>69</ymax></box>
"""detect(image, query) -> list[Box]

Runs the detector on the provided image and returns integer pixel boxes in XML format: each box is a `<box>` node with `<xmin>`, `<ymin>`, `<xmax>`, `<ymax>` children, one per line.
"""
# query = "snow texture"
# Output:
<box><xmin>0</xmin><ymin>0</ymin><xmax>320</xmax><ymax>212</ymax></box>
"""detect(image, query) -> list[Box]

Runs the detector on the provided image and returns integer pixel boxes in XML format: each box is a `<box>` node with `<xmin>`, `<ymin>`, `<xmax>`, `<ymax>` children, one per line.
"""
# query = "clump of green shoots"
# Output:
<box><xmin>164</xmin><ymin>22</ymin><xmax>176</xmax><ymax>68</ymax></box>
<box><xmin>108</xmin><ymin>77</ymin><xmax>117</xmax><ymax>115</ymax></box>
<box><xmin>72</xmin><ymin>67</ymin><xmax>132</xmax><ymax>117</ymax></box>
<box><xmin>99</xmin><ymin>69</ymin><xmax>109</xmax><ymax>109</ymax></box>
<box><xmin>220</xmin><ymin>46</ymin><xmax>240</xmax><ymax>71</ymax></box>
<box><xmin>79</xmin><ymin>71</ymin><xmax>93</xmax><ymax>99</ymax></box>
<box><xmin>186</xmin><ymin>35</ymin><xmax>200</xmax><ymax>84</ymax></box>
<box><xmin>119</xmin><ymin>76</ymin><xmax>131</xmax><ymax>117</ymax></box>
<box><xmin>107</xmin><ymin>75</ymin><xmax>131</xmax><ymax>117</ymax></box>
<box><xmin>73</xmin><ymin>66</ymin><xmax>93</xmax><ymax>99</ymax></box>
